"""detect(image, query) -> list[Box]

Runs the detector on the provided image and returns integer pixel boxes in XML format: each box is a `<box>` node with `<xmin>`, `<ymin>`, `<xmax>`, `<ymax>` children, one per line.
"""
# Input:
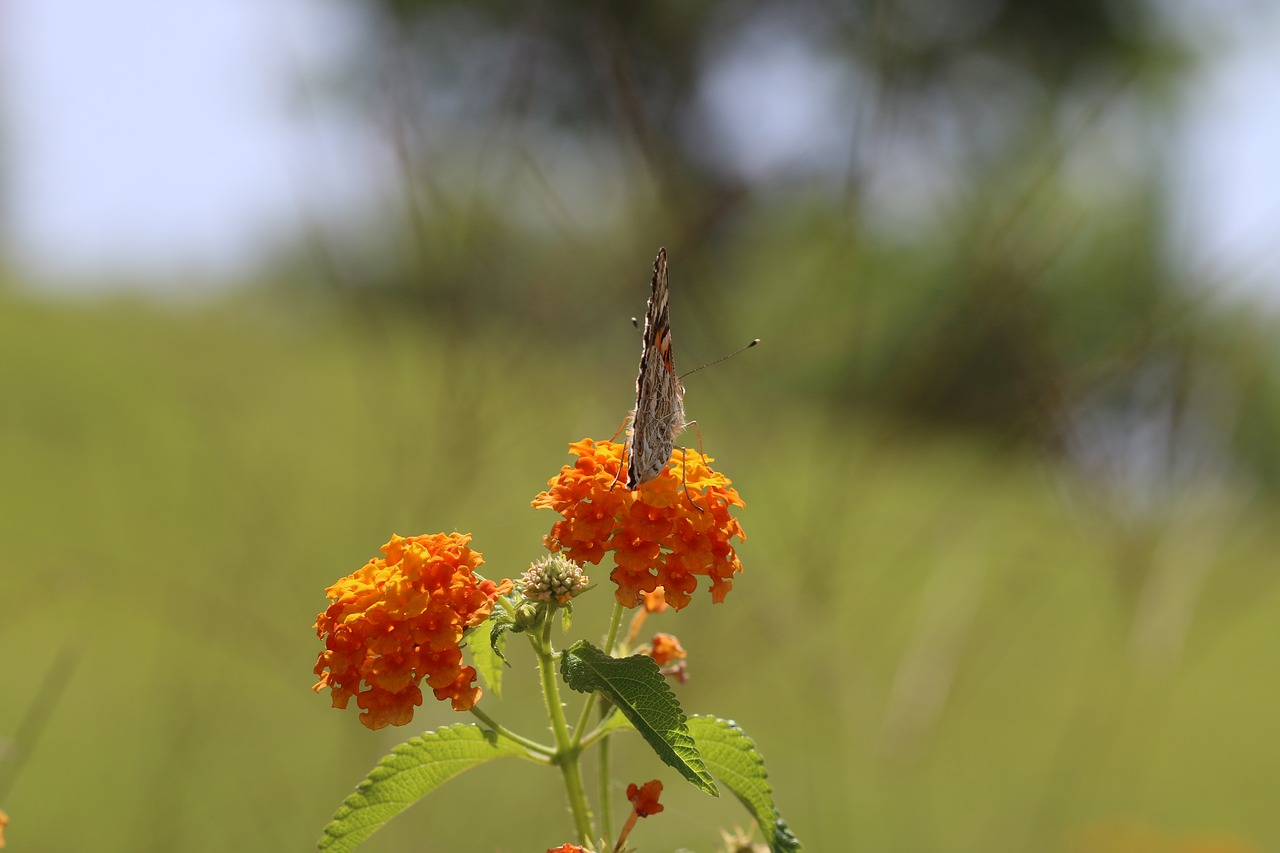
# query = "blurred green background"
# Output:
<box><xmin>3</xmin><ymin>1</ymin><xmax>1280</xmax><ymax>851</ymax></box>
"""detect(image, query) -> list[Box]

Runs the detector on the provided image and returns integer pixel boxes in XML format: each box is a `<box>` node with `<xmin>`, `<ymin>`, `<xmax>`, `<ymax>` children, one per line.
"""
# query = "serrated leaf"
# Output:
<box><xmin>488</xmin><ymin>605</ymin><xmax>521</xmax><ymax>665</ymax></box>
<box><xmin>686</xmin><ymin>716</ymin><xmax>803</xmax><ymax>853</ymax></box>
<box><xmin>560</xmin><ymin>640</ymin><xmax>716</xmax><ymax>796</ymax></box>
<box><xmin>317</xmin><ymin>723</ymin><xmax>528</xmax><ymax>852</ymax></box>
<box><xmin>468</xmin><ymin>623</ymin><xmax>505</xmax><ymax>698</ymax></box>
<box><xmin>598</xmin><ymin>707</ymin><xmax>633</xmax><ymax>737</ymax></box>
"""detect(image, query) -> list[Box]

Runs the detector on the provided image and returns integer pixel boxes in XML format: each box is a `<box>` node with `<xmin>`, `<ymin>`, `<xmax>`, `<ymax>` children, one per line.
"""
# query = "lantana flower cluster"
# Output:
<box><xmin>312</xmin><ymin>533</ymin><xmax>507</xmax><ymax>730</ymax></box>
<box><xmin>532</xmin><ymin>439</ymin><xmax>745</xmax><ymax>610</ymax></box>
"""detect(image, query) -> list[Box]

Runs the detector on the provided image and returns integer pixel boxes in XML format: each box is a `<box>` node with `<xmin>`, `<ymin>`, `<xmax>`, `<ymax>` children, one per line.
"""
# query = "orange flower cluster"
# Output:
<box><xmin>532</xmin><ymin>439</ymin><xmax>745</xmax><ymax>610</ymax></box>
<box><xmin>313</xmin><ymin>533</ymin><xmax>508</xmax><ymax>731</ymax></box>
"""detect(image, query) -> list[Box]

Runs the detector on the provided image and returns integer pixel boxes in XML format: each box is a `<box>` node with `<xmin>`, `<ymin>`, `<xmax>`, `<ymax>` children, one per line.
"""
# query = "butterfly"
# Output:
<box><xmin>623</xmin><ymin>247</ymin><xmax>688</xmax><ymax>490</ymax></box>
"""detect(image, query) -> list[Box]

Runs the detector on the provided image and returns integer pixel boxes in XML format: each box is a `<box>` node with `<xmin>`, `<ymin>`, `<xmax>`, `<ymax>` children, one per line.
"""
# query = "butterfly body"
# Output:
<box><xmin>625</xmin><ymin>247</ymin><xmax>687</xmax><ymax>490</ymax></box>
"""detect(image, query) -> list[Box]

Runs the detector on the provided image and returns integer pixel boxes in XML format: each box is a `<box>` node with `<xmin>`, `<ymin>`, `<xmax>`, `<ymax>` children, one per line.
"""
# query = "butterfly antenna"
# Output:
<box><xmin>679</xmin><ymin>339</ymin><xmax>760</xmax><ymax>380</ymax></box>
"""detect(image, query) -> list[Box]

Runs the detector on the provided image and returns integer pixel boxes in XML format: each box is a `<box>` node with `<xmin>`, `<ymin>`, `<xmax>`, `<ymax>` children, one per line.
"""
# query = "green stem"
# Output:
<box><xmin>468</xmin><ymin>706</ymin><xmax>555</xmax><ymax>758</ymax></box>
<box><xmin>579</xmin><ymin>710</ymin><xmax>622</xmax><ymax>750</ymax></box>
<box><xmin>534</xmin><ymin>615</ymin><xmax>594</xmax><ymax>845</ymax></box>
<box><xmin>571</xmin><ymin>694</ymin><xmax>599</xmax><ymax>745</ymax></box>
<box><xmin>603</xmin><ymin>600</ymin><xmax>626</xmax><ymax>655</ymax></box>
<box><xmin>597</xmin><ymin>601</ymin><xmax>626</xmax><ymax>844</ymax></box>
<box><xmin>599</xmin><ymin>721</ymin><xmax>614</xmax><ymax>846</ymax></box>
<box><xmin>495</xmin><ymin>591</ymin><xmax>518</xmax><ymax>617</ymax></box>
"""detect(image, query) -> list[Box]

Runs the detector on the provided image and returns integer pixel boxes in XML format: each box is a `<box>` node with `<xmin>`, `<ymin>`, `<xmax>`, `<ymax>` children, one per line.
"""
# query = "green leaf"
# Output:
<box><xmin>686</xmin><ymin>716</ymin><xmax>803</xmax><ymax>853</ymax></box>
<box><xmin>317</xmin><ymin>723</ymin><xmax>528</xmax><ymax>852</ymax></box>
<box><xmin>559</xmin><ymin>640</ymin><xmax>716</xmax><ymax>796</ymax></box>
<box><xmin>598</xmin><ymin>707</ymin><xmax>633</xmax><ymax>738</ymax></box>
<box><xmin>468</xmin><ymin>622</ymin><xmax>505</xmax><ymax>699</ymax></box>
<box><xmin>490</xmin><ymin>592</ymin><xmax>527</xmax><ymax>651</ymax></box>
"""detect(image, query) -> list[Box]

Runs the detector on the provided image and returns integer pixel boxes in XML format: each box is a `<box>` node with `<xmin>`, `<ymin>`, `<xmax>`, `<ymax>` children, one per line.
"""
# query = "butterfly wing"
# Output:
<box><xmin>626</xmin><ymin>247</ymin><xmax>687</xmax><ymax>489</ymax></box>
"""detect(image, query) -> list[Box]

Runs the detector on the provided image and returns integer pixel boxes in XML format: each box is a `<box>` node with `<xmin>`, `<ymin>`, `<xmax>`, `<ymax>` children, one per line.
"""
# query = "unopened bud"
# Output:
<box><xmin>521</xmin><ymin>555</ymin><xmax>590</xmax><ymax>606</ymax></box>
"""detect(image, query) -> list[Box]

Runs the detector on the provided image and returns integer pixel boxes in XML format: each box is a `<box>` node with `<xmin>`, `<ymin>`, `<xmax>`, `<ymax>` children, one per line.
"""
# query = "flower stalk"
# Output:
<box><xmin>467</xmin><ymin>705</ymin><xmax>555</xmax><ymax>759</ymax></box>
<box><xmin>594</xmin><ymin>600</ymin><xmax>626</xmax><ymax>842</ymax></box>
<box><xmin>312</xmin><ymin>436</ymin><xmax>761</xmax><ymax>850</ymax></box>
<box><xmin>533</xmin><ymin>609</ymin><xmax>594</xmax><ymax>845</ymax></box>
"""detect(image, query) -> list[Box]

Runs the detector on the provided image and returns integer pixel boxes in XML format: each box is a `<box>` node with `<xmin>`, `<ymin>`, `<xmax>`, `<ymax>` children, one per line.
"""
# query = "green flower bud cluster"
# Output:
<box><xmin>521</xmin><ymin>555</ymin><xmax>590</xmax><ymax>606</ymax></box>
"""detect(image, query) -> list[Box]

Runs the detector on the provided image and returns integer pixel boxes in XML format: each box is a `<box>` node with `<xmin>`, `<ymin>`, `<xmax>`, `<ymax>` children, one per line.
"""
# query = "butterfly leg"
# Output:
<box><xmin>609</xmin><ymin>443</ymin><xmax>627</xmax><ymax>492</ymax></box>
<box><xmin>608</xmin><ymin>415</ymin><xmax>634</xmax><ymax>492</ymax></box>
<box><xmin>678</xmin><ymin>420</ymin><xmax>706</xmax><ymax>512</ymax></box>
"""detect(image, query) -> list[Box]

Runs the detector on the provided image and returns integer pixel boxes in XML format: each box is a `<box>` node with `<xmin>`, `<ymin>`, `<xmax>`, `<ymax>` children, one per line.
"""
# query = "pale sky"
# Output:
<box><xmin>2</xmin><ymin>0</ymin><xmax>1278</xmax><ymax>301</ymax></box>
<box><xmin>2</xmin><ymin>0</ymin><xmax>380</xmax><ymax>291</ymax></box>
<box><xmin>1169</xmin><ymin>4</ymin><xmax>1280</xmax><ymax>301</ymax></box>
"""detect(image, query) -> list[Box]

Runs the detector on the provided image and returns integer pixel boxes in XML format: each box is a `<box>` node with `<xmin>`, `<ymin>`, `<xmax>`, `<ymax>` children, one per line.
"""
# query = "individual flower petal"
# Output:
<box><xmin>533</xmin><ymin>440</ymin><xmax>745</xmax><ymax>610</ymax></box>
<box><xmin>312</xmin><ymin>533</ymin><xmax>506</xmax><ymax>730</ymax></box>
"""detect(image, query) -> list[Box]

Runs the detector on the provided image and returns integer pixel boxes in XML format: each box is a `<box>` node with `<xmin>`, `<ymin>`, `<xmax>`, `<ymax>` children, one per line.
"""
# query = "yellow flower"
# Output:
<box><xmin>312</xmin><ymin>533</ymin><xmax>509</xmax><ymax>730</ymax></box>
<box><xmin>533</xmin><ymin>439</ymin><xmax>745</xmax><ymax>610</ymax></box>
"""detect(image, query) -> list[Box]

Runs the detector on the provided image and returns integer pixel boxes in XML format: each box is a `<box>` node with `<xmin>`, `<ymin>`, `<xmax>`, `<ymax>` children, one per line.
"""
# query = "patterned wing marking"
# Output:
<box><xmin>625</xmin><ymin>247</ymin><xmax>687</xmax><ymax>489</ymax></box>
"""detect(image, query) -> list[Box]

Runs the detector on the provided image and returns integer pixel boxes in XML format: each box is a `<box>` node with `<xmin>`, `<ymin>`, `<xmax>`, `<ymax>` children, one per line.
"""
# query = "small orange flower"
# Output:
<box><xmin>626</xmin><ymin>779</ymin><xmax>665</xmax><ymax>817</ymax></box>
<box><xmin>533</xmin><ymin>439</ymin><xmax>745</xmax><ymax>610</ymax></box>
<box><xmin>0</xmin><ymin>807</ymin><xmax>7</xmax><ymax>849</ymax></box>
<box><xmin>641</xmin><ymin>588</ymin><xmax>669</xmax><ymax>613</ymax></box>
<box><xmin>312</xmin><ymin>533</ymin><xmax>509</xmax><ymax>730</ymax></box>
<box><xmin>545</xmin><ymin>845</ymin><xmax>588</xmax><ymax>853</ymax></box>
<box><xmin>648</xmin><ymin>633</ymin><xmax>686</xmax><ymax>667</ymax></box>
<box><xmin>648</xmin><ymin>632</ymin><xmax>689</xmax><ymax>683</ymax></box>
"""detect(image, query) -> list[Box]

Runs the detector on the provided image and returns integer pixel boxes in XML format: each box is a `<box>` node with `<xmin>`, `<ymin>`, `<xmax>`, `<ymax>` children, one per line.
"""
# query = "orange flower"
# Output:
<box><xmin>648</xmin><ymin>633</ymin><xmax>686</xmax><ymax>666</ymax></box>
<box><xmin>545</xmin><ymin>846</ymin><xmax>588</xmax><ymax>853</ymax></box>
<box><xmin>312</xmin><ymin>533</ymin><xmax>509</xmax><ymax>730</ymax></box>
<box><xmin>641</xmin><ymin>588</ymin><xmax>669</xmax><ymax>613</ymax></box>
<box><xmin>0</xmin><ymin>807</ymin><xmax>7</xmax><ymax>849</ymax></box>
<box><xmin>648</xmin><ymin>632</ymin><xmax>689</xmax><ymax>683</ymax></box>
<box><xmin>626</xmin><ymin>779</ymin><xmax>665</xmax><ymax>817</ymax></box>
<box><xmin>532</xmin><ymin>439</ymin><xmax>745</xmax><ymax>610</ymax></box>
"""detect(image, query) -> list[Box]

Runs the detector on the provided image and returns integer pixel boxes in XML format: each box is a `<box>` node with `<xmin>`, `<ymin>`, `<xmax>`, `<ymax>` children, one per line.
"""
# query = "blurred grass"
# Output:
<box><xmin>1</xmin><ymin>292</ymin><xmax>1278</xmax><ymax>852</ymax></box>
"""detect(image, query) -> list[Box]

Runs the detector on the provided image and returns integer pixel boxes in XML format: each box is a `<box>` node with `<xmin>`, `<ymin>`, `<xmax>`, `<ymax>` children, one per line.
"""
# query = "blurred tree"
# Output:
<box><xmin>338</xmin><ymin>0</ymin><xmax>1173</xmax><ymax>237</ymax></box>
<box><xmin>286</xmin><ymin>0</ymin><xmax>1280</xmax><ymax>493</ymax></box>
